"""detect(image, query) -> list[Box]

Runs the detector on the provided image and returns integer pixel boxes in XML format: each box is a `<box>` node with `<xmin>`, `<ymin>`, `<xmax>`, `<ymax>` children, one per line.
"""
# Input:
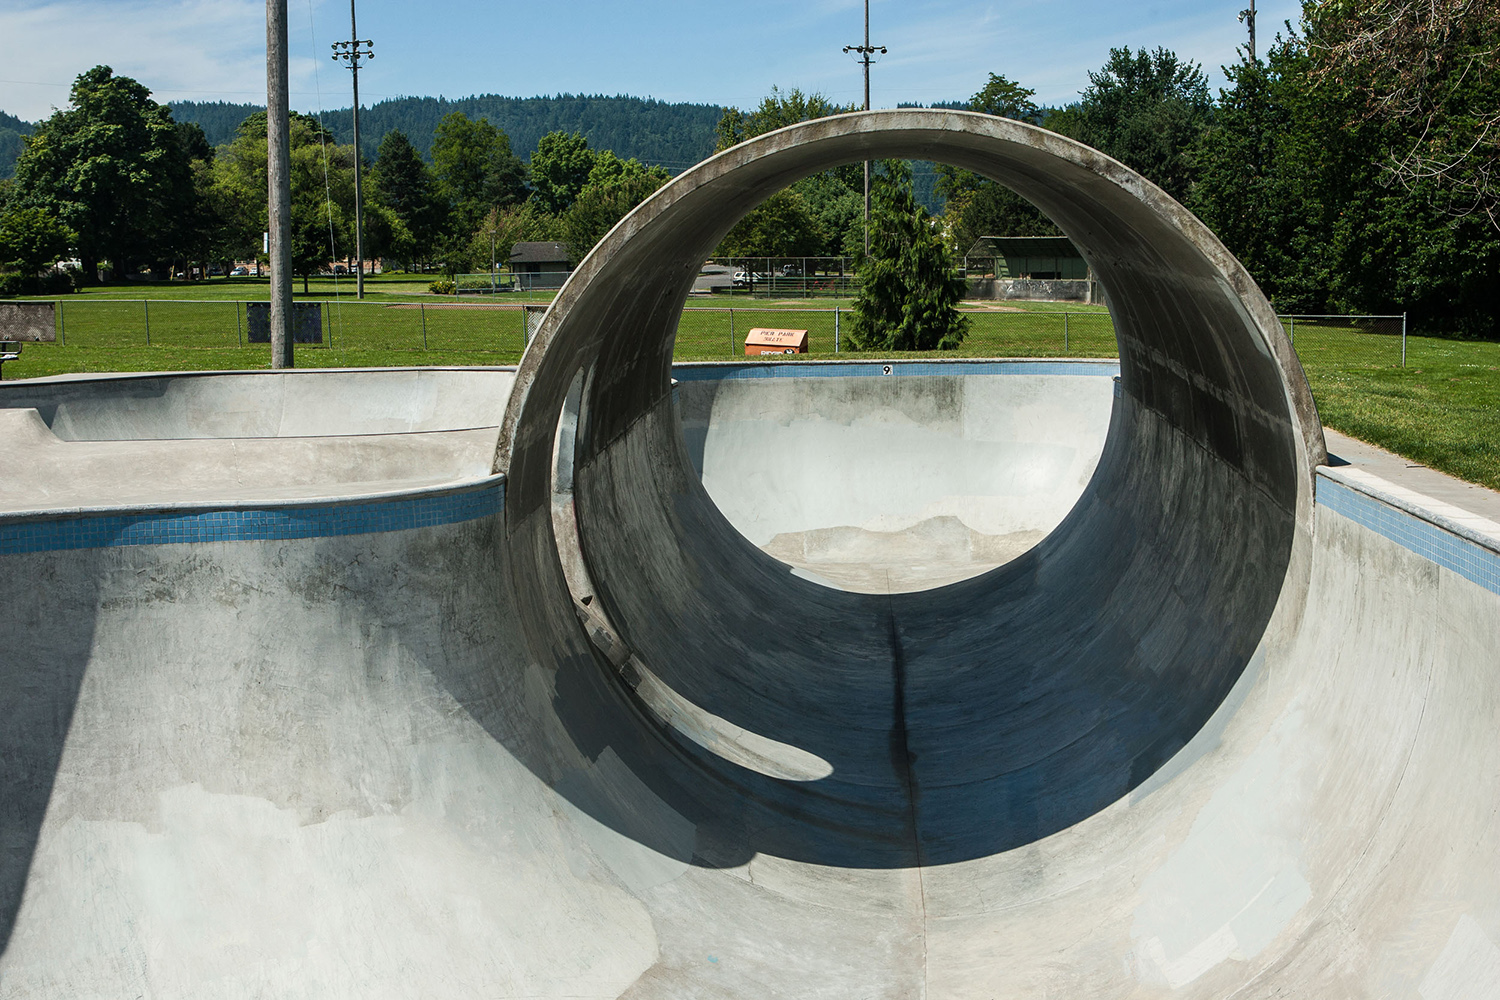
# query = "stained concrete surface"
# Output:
<box><xmin>677</xmin><ymin>366</ymin><xmax>1115</xmax><ymax>592</ymax></box>
<box><xmin>0</xmin><ymin>368</ymin><xmax>514</xmax><ymax>510</ymax></box>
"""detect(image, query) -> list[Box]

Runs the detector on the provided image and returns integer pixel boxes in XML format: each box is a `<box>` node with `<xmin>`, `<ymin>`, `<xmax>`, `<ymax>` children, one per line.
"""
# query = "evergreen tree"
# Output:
<box><xmin>370</xmin><ymin>129</ymin><xmax>442</xmax><ymax>265</ymax></box>
<box><xmin>1048</xmin><ymin>47</ymin><xmax>1213</xmax><ymax>202</ymax></box>
<box><xmin>848</xmin><ymin>162</ymin><xmax>969</xmax><ymax>351</ymax></box>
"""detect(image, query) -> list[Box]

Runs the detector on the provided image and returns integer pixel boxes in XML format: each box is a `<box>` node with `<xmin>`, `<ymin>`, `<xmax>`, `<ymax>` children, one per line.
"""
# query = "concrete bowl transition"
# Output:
<box><xmin>2</xmin><ymin>110</ymin><xmax>1499</xmax><ymax>998</ymax></box>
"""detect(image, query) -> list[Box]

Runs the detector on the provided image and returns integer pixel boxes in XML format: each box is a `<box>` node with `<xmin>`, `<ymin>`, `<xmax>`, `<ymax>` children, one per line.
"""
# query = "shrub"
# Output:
<box><xmin>428</xmin><ymin>278</ymin><xmax>456</xmax><ymax>295</ymax></box>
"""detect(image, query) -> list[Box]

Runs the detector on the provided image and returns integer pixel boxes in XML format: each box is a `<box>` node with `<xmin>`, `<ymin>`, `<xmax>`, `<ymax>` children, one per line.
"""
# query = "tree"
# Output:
<box><xmin>1187</xmin><ymin>27</ymin><xmax>1500</xmax><ymax>337</ymax></box>
<box><xmin>968</xmin><ymin>73</ymin><xmax>1042</xmax><ymax>122</ymax></box>
<box><xmin>369</xmin><ymin>129</ymin><xmax>442</xmax><ymax>266</ymax></box>
<box><xmin>466</xmin><ymin>201</ymin><xmax>561</xmax><ymax>274</ymax></box>
<box><xmin>558</xmin><ymin>151</ymin><xmax>669</xmax><ymax>257</ymax></box>
<box><xmin>713</xmin><ymin>88</ymin><xmax>863</xmax><ymax>255</ymax></box>
<box><xmin>528</xmin><ymin>131</ymin><xmax>596</xmax><ymax>214</ymax></box>
<box><xmin>717</xmin><ymin>189</ymin><xmax>826</xmax><ymax>257</ymax></box>
<box><xmin>936</xmin><ymin>73</ymin><xmax>1059</xmax><ymax>254</ymax></box>
<box><xmin>1304</xmin><ymin>0</ymin><xmax>1500</xmax><ymax>230</ymax></box>
<box><xmin>1047</xmin><ymin>47</ymin><xmax>1213</xmax><ymax>202</ymax></box>
<box><xmin>848</xmin><ymin>162</ymin><xmax>969</xmax><ymax>351</ymax></box>
<box><xmin>11</xmin><ymin>66</ymin><xmax>198</xmax><ymax>280</ymax></box>
<box><xmin>431</xmin><ymin>112</ymin><xmax>527</xmax><ymax>232</ymax></box>
<box><xmin>209</xmin><ymin>111</ymin><xmax>356</xmax><ymax>292</ymax></box>
<box><xmin>714</xmin><ymin>87</ymin><xmax>854</xmax><ymax>151</ymax></box>
<box><xmin>0</xmin><ymin>206</ymin><xmax>75</xmax><ymax>275</ymax></box>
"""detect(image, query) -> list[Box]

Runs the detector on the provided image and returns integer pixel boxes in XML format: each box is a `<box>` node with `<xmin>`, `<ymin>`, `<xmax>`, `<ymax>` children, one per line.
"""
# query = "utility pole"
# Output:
<box><xmin>332</xmin><ymin>2</ymin><xmax>374</xmax><ymax>298</ymax></box>
<box><xmin>1238</xmin><ymin>0</ymin><xmax>1257</xmax><ymax>62</ymax></box>
<box><xmin>267</xmin><ymin>0</ymin><xmax>293</xmax><ymax>368</ymax></box>
<box><xmin>844</xmin><ymin>0</ymin><xmax>885</xmax><ymax>256</ymax></box>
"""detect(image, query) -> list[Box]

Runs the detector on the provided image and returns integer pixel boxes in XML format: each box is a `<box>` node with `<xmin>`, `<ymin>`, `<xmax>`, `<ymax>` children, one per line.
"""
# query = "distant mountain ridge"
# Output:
<box><xmin>0</xmin><ymin>110</ymin><xmax>33</xmax><ymax>180</ymax></box>
<box><xmin>166</xmin><ymin>93</ymin><xmax>724</xmax><ymax>171</ymax></box>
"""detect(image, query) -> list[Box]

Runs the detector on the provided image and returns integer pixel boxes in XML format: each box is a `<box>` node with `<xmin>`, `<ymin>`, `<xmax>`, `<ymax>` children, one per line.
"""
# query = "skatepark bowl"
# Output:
<box><xmin>2</xmin><ymin>110</ymin><xmax>1500</xmax><ymax>997</ymax></box>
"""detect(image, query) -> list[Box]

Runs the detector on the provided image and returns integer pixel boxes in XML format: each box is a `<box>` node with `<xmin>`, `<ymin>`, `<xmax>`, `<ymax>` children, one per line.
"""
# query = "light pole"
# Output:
<box><xmin>844</xmin><ymin>0</ymin><xmax>885</xmax><ymax>256</ymax></box>
<box><xmin>1238</xmin><ymin>0</ymin><xmax>1257</xmax><ymax>61</ymax></box>
<box><xmin>332</xmin><ymin>2</ymin><xmax>374</xmax><ymax>298</ymax></box>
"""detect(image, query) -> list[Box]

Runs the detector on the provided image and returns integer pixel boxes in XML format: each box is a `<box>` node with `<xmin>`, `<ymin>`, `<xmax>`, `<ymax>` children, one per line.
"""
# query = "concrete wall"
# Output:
<box><xmin>966</xmin><ymin>277</ymin><xmax>1099</xmax><ymax>302</ymax></box>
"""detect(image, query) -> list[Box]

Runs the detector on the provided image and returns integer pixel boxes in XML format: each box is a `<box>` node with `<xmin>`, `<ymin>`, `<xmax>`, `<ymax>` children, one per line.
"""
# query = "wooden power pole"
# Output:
<box><xmin>266</xmin><ymin>0</ymin><xmax>293</xmax><ymax>367</ymax></box>
<box><xmin>333</xmin><ymin>2</ymin><xmax>374</xmax><ymax>298</ymax></box>
<box><xmin>1239</xmin><ymin>0</ymin><xmax>1258</xmax><ymax>61</ymax></box>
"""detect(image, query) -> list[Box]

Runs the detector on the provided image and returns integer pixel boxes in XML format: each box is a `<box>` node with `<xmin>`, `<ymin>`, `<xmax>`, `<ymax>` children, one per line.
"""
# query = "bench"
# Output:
<box><xmin>0</xmin><ymin>341</ymin><xmax>18</xmax><ymax>379</ymax></box>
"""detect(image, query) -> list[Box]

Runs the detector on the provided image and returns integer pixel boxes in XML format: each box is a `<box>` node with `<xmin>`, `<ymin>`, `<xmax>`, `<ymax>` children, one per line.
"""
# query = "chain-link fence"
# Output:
<box><xmin>9</xmin><ymin>298</ymin><xmax>1417</xmax><ymax>370</ymax></box>
<box><xmin>1278</xmin><ymin>313</ymin><xmax>1410</xmax><ymax>367</ymax></box>
<box><xmin>41</xmin><ymin>298</ymin><xmax>532</xmax><ymax>357</ymax></box>
<box><xmin>703</xmin><ymin>258</ymin><xmax>859</xmax><ymax>298</ymax></box>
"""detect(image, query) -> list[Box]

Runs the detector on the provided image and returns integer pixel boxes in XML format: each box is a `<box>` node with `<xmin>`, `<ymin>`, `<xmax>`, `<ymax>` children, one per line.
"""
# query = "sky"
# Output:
<box><xmin>0</xmin><ymin>0</ymin><xmax>1307</xmax><ymax>123</ymax></box>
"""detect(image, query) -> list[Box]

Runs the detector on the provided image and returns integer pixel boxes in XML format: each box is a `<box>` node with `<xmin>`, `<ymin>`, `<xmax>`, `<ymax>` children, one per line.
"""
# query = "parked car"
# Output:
<box><xmin>780</xmin><ymin>264</ymin><xmax>803</xmax><ymax>277</ymax></box>
<box><xmin>230</xmin><ymin>266</ymin><xmax>249</xmax><ymax>276</ymax></box>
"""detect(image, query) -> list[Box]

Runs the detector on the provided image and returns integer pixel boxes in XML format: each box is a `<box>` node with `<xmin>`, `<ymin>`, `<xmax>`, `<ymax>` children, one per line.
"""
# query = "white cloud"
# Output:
<box><xmin>0</xmin><ymin>0</ymin><xmax>343</xmax><ymax>120</ymax></box>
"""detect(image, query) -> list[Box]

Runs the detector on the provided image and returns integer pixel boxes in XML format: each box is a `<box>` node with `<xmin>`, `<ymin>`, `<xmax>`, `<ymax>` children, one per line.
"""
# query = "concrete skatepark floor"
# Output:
<box><xmin>3</xmin><ymin>111</ymin><xmax>1500</xmax><ymax>997</ymax></box>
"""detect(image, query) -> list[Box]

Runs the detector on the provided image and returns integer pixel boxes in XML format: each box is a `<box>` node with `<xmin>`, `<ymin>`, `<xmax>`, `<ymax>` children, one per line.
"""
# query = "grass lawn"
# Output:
<box><xmin>4</xmin><ymin>282</ymin><xmax>1497</xmax><ymax>491</ymax></box>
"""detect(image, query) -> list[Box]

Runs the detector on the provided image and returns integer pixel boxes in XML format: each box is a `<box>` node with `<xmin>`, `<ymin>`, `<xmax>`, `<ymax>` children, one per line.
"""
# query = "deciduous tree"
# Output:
<box><xmin>0</xmin><ymin>206</ymin><xmax>75</xmax><ymax>275</ymax></box>
<box><xmin>12</xmin><ymin>66</ymin><xmax>197</xmax><ymax>279</ymax></box>
<box><xmin>528</xmin><ymin>131</ymin><xmax>596</xmax><ymax>215</ymax></box>
<box><xmin>431</xmin><ymin>112</ymin><xmax>527</xmax><ymax>231</ymax></box>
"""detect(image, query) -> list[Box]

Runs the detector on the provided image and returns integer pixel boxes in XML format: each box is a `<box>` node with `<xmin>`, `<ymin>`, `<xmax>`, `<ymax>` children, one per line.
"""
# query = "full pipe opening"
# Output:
<box><xmin>497</xmin><ymin>110</ymin><xmax>1323</xmax><ymax>869</ymax></box>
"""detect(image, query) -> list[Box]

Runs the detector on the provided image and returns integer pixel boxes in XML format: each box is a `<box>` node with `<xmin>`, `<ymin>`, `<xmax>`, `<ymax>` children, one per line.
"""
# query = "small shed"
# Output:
<box><xmin>510</xmin><ymin>241</ymin><xmax>575</xmax><ymax>290</ymax></box>
<box><xmin>965</xmin><ymin>236</ymin><xmax>1089</xmax><ymax>280</ymax></box>
<box><xmin>744</xmin><ymin>328</ymin><xmax>808</xmax><ymax>356</ymax></box>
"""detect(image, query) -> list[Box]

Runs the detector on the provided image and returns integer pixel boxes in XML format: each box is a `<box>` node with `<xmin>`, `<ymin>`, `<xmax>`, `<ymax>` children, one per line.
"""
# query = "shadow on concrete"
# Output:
<box><xmin>0</xmin><ymin>547</ymin><xmax>100</xmax><ymax>958</ymax></box>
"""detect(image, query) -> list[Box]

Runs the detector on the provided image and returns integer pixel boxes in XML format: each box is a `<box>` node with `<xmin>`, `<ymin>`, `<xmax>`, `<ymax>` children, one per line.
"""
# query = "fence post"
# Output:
<box><xmin>421</xmin><ymin>302</ymin><xmax>428</xmax><ymax>349</ymax></box>
<box><xmin>1402</xmin><ymin>312</ymin><xmax>1408</xmax><ymax>368</ymax></box>
<box><xmin>1064</xmin><ymin>311</ymin><xmax>1069</xmax><ymax>353</ymax></box>
<box><xmin>143</xmin><ymin>299</ymin><xmax>150</xmax><ymax>346</ymax></box>
<box><xmin>58</xmin><ymin>300</ymin><xmax>65</xmax><ymax>346</ymax></box>
<box><xmin>835</xmin><ymin>307</ymin><xmax>840</xmax><ymax>353</ymax></box>
<box><xmin>236</xmin><ymin>301</ymin><xmax>243</xmax><ymax>346</ymax></box>
<box><xmin>1290</xmin><ymin>315</ymin><xmax>1295</xmax><ymax>346</ymax></box>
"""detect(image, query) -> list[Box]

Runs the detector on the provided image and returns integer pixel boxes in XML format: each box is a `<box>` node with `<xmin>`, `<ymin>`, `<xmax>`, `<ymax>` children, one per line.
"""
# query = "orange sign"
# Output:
<box><xmin>744</xmin><ymin>327</ymin><xmax>808</xmax><ymax>356</ymax></box>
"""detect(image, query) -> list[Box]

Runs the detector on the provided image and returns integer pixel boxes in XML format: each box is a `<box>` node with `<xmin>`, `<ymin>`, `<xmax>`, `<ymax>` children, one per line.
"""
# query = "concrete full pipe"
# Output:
<box><xmin>498</xmin><ymin>109</ymin><xmax>1325</xmax><ymax>869</ymax></box>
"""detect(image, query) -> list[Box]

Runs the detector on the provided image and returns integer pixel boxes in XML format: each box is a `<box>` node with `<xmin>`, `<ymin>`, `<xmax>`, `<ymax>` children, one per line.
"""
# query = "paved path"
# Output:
<box><xmin>1325</xmin><ymin>426</ymin><xmax>1500</xmax><ymax>523</ymax></box>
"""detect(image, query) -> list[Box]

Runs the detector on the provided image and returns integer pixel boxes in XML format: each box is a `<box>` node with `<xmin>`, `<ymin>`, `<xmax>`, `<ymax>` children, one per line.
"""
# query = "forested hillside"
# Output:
<box><xmin>0</xmin><ymin>110</ymin><xmax>34</xmax><ymax>180</ymax></box>
<box><xmin>167</xmin><ymin>93</ymin><xmax>722</xmax><ymax>170</ymax></box>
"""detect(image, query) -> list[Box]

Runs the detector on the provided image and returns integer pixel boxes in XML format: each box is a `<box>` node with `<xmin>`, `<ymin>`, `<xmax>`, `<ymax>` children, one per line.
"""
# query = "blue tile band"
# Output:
<box><xmin>671</xmin><ymin>360</ymin><xmax>1121</xmax><ymax>381</ymax></box>
<box><xmin>0</xmin><ymin>478</ymin><xmax>504</xmax><ymax>555</ymax></box>
<box><xmin>1317</xmin><ymin>473</ymin><xmax>1500</xmax><ymax>597</ymax></box>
